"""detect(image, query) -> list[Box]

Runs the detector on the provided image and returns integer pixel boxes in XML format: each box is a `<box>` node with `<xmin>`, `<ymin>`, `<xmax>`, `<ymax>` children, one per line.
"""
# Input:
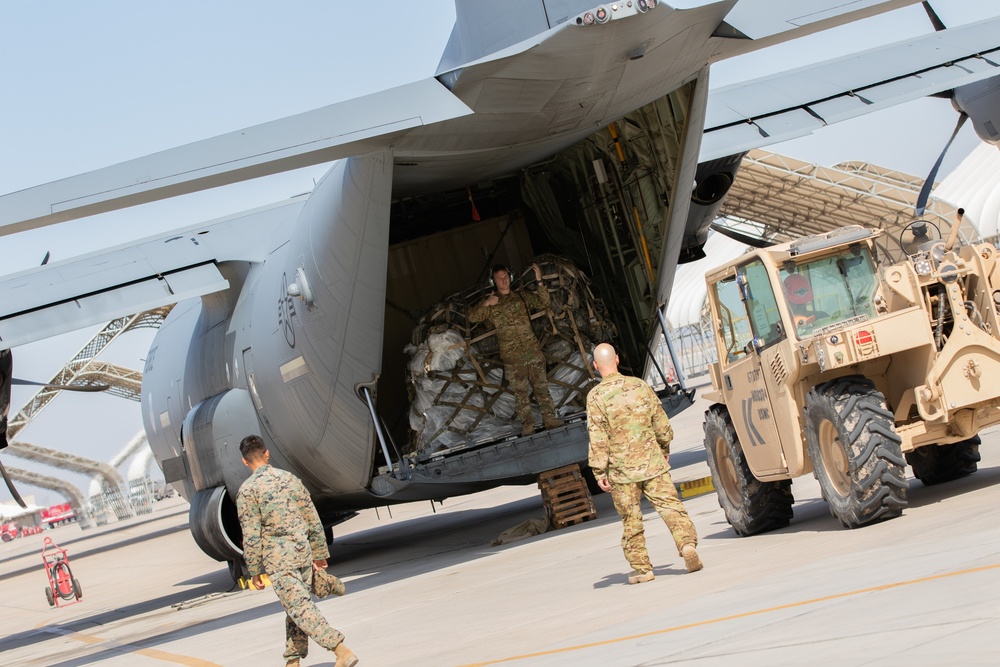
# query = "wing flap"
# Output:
<box><xmin>0</xmin><ymin>263</ymin><xmax>228</xmax><ymax>350</ymax></box>
<box><xmin>702</xmin><ymin>16</ymin><xmax>1000</xmax><ymax>160</ymax></box>
<box><xmin>0</xmin><ymin>197</ymin><xmax>306</xmax><ymax>350</ymax></box>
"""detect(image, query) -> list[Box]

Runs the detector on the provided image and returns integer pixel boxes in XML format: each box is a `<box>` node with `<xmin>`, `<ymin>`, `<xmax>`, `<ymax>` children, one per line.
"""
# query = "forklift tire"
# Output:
<box><xmin>703</xmin><ymin>405</ymin><xmax>793</xmax><ymax>536</ymax></box>
<box><xmin>73</xmin><ymin>578</ymin><xmax>82</xmax><ymax>600</ymax></box>
<box><xmin>906</xmin><ymin>436</ymin><xmax>981</xmax><ymax>486</ymax></box>
<box><xmin>45</xmin><ymin>587</ymin><xmax>54</xmax><ymax>607</ymax></box>
<box><xmin>805</xmin><ymin>376</ymin><xmax>908</xmax><ymax>529</ymax></box>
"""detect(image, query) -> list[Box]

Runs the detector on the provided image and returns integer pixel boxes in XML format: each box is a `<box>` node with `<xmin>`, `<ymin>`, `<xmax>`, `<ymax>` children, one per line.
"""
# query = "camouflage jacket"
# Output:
<box><xmin>586</xmin><ymin>372</ymin><xmax>673</xmax><ymax>484</ymax></box>
<box><xmin>468</xmin><ymin>284</ymin><xmax>548</xmax><ymax>363</ymax></box>
<box><xmin>236</xmin><ymin>464</ymin><xmax>329</xmax><ymax>576</ymax></box>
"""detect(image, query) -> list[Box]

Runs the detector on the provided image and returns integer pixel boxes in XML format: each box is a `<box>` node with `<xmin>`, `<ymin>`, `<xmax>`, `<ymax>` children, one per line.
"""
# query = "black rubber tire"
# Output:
<box><xmin>45</xmin><ymin>586</ymin><xmax>55</xmax><ymax>607</ymax></box>
<box><xmin>72</xmin><ymin>578</ymin><xmax>82</xmax><ymax>600</ymax></box>
<box><xmin>227</xmin><ymin>559</ymin><xmax>248</xmax><ymax>586</ymax></box>
<box><xmin>805</xmin><ymin>377</ymin><xmax>907</xmax><ymax>528</ymax></box>
<box><xmin>703</xmin><ymin>405</ymin><xmax>793</xmax><ymax>536</ymax></box>
<box><xmin>906</xmin><ymin>436</ymin><xmax>981</xmax><ymax>486</ymax></box>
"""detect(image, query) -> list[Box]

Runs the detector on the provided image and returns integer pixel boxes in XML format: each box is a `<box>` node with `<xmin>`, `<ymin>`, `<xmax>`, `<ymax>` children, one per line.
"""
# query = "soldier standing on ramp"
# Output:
<box><xmin>586</xmin><ymin>343</ymin><xmax>703</xmax><ymax>584</ymax></box>
<box><xmin>469</xmin><ymin>262</ymin><xmax>564</xmax><ymax>436</ymax></box>
<box><xmin>236</xmin><ymin>435</ymin><xmax>359</xmax><ymax>667</ymax></box>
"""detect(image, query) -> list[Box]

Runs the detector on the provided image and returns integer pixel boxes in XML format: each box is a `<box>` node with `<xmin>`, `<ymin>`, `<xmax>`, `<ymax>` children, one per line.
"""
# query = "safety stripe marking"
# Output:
<box><xmin>37</xmin><ymin>625</ymin><xmax>222</xmax><ymax>667</ymax></box>
<box><xmin>677</xmin><ymin>476</ymin><xmax>715</xmax><ymax>499</ymax></box>
<box><xmin>455</xmin><ymin>561</ymin><xmax>1000</xmax><ymax>666</ymax></box>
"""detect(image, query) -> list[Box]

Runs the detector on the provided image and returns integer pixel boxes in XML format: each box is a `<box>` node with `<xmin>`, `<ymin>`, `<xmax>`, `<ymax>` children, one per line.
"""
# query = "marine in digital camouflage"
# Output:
<box><xmin>469</xmin><ymin>276</ymin><xmax>558</xmax><ymax>429</ymax></box>
<box><xmin>236</xmin><ymin>463</ymin><xmax>329</xmax><ymax>576</ymax></box>
<box><xmin>237</xmin><ymin>462</ymin><xmax>346</xmax><ymax>661</ymax></box>
<box><xmin>587</xmin><ymin>370</ymin><xmax>698</xmax><ymax>575</ymax></box>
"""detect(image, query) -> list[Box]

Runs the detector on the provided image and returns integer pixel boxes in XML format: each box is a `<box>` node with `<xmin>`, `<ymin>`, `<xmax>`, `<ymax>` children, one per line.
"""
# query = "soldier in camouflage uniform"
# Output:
<box><xmin>469</xmin><ymin>262</ymin><xmax>564</xmax><ymax>436</ymax></box>
<box><xmin>586</xmin><ymin>343</ymin><xmax>702</xmax><ymax>584</ymax></box>
<box><xmin>236</xmin><ymin>435</ymin><xmax>359</xmax><ymax>667</ymax></box>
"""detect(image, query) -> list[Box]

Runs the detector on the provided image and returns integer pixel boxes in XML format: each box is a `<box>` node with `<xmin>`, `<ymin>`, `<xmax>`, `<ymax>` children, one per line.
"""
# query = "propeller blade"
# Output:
<box><xmin>922</xmin><ymin>1</ymin><xmax>947</xmax><ymax>31</ymax></box>
<box><xmin>10</xmin><ymin>378</ymin><xmax>110</xmax><ymax>392</ymax></box>
<box><xmin>915</xmin><ymin>112</ymin><xmax>968</xmax><ymax>217</ymax></box>
<box><xmin>710</xmin><ymin>223</ymin><xmax>775</xmax><ymax>248</ymax></box>
<box><xmin>0</xmin><ymin>456</ymin><xmax>27</xmax><ymax>508</ymax></box>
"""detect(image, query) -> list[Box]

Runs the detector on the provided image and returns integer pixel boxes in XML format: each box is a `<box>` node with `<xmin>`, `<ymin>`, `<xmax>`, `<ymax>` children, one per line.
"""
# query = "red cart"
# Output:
<box><xmin>41</xmin><ymin>537</ymin><xmax>82</xmax><ymax>607</ymax></box>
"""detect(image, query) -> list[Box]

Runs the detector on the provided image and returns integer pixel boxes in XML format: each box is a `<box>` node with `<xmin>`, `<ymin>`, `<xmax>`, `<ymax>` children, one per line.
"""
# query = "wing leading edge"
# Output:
<box><xmin>0</xmin><ymin>78</ymin><xmax>471</xmax><ymax>237</ymax></box>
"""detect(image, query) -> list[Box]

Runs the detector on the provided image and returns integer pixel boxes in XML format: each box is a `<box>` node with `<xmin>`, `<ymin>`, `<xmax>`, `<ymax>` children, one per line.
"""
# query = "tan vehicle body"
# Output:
<box><xmin>701</xmin><ymin>220</ymin><xmax>996</xmax><ymax>533</ymax></box>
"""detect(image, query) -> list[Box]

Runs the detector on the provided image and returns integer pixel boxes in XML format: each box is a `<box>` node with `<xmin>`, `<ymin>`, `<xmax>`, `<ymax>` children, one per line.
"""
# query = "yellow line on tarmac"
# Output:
<box><xmin>457</xmin><ymin>562</ymin><xmax>1000</xmax><ymax>666</ymax></box>
<box><xmin>37</xmin><ymin>624</ymin><xmax>222</xmax><ymax>667</ymax></box>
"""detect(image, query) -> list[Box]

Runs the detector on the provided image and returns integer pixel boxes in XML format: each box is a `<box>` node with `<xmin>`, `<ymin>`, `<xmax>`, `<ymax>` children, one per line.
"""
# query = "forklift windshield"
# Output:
<box><xmin>779</xmin><ymin>245</ymin><xmax>878</xmax><ymax>338</ymax></box>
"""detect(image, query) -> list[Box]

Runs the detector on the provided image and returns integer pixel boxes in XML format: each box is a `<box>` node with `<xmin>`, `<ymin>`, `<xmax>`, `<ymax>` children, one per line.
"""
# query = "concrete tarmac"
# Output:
<box><xmin>2</xmin><ymin>394</ymin><xmax>999</xmax><ymax>666</ymax></box>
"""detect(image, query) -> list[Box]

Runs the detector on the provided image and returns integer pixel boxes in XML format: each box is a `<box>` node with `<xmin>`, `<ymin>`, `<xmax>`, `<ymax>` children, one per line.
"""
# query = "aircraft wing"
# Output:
<box><xmin>0</xmin><ymin>78</ymin><xmax>471</xmax><ymax>237</ymax></box>
<box><xmin>0</xmin><ymin>198</ymin><xmax>306</xmax><ymax>350</ymax></box>
<box><xmin>701</xmin><ymin>14</ymin><xmax>1000</xmax><ymax>161</ymax></box>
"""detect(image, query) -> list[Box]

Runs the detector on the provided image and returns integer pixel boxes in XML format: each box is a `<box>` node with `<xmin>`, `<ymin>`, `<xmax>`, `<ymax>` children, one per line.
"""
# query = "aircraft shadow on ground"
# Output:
<box><xmin>0</xmin><ymin>520</ymin><xmax>191</xmax><ymax>582</ymax></box>
<box><xmin>1</xmin><ymin>490</ymin><xmax>622</xmax><ymax>661</ymax></box>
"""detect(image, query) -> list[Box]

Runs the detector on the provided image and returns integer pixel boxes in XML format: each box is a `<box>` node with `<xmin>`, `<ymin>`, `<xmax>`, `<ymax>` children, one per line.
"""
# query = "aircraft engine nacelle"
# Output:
<box><xmin>678</xmin><ymin>152</ymin><xmax>746</xmax><ymax>263</ymax></box>
<box><xmin>952</xmin><ymin>74</ymin><xmax>1000</xmax><ymax>146</ymax></box>
<box><xmin>188</xmin><ymin>485</ymin><xmax>243</xmax><ymax>563</ymax></box>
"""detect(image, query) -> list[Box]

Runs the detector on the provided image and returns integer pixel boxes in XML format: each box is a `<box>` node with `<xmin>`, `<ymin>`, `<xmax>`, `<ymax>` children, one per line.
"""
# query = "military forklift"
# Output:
<box><xmin>701</xmin><ymin>212</ymin><xmax>996</xmax><ymax>534</ymax></box>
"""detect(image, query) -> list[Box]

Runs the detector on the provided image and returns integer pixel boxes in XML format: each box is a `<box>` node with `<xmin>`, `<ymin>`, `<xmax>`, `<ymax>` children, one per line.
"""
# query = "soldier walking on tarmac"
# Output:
<box><xmin>586</xmin><ymin>343</ymin><xmax>702</xmax><ymax>584</ymax></box>
<box><xmin>236</xmin><ymin>435</ymin><xmax>359</xmax><ymax>667</ymax></box>
<box><xmin>469</xmin><ymin>262</ymin><xmax>564</xmax><ymax>436</ymax></box>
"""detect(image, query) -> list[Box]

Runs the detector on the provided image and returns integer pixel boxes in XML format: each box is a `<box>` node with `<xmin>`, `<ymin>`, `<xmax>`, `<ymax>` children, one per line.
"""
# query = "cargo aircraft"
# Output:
<box><xmin>2</xmin><ymin>0</ymin><xmax>999</xmax><ymax>577</ymax></box>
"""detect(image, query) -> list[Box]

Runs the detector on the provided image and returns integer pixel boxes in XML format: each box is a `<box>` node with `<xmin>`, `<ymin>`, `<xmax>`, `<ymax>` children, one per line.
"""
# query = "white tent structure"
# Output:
<box><xmin>933</xmin><ymin>143</ymin><xmax>1000</xmax><ymax>241</ymax></box>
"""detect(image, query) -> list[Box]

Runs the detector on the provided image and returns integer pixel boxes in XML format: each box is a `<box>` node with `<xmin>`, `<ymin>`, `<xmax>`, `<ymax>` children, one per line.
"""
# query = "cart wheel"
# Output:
<box><xmin>45</xmin><ymin>587</ymin><xmax>54</xmax><ymax>607</ymax></box>
<box><xmin>72</xmin><ymin>578</ymin><xmax>82</xmax><ymax>600</ymax></box>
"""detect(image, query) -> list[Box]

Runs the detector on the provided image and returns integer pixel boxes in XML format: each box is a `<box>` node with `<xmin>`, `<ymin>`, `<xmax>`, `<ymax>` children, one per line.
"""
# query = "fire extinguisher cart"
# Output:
<box><xmin>42</xmin><ymin>537</ymin><xmax>82</xmax><ymax>607</ymax></box>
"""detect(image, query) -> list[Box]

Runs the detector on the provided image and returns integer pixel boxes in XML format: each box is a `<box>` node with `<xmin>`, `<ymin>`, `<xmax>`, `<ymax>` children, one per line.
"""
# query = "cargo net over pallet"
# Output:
<box><xmin>405</xmin><ymin>255</ymin><xmax>616</xmax><ymax>457</ymax></box>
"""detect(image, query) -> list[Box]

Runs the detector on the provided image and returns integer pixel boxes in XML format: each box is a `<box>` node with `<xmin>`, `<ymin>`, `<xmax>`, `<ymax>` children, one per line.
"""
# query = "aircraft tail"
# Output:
<box><xmin>438</xmin><ymin>0</ymin><xmax>595</xmax><ymax>73</ymax></box>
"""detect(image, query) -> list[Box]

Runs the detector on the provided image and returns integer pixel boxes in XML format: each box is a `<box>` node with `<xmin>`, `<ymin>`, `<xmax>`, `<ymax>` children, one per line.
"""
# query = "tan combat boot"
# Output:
<box><xmin>334</xmin><ymin>642</ymin><xmax>359</xmax><ymax>667</ymax></box>
<box><xmin>285</xmin><ymin>660</ymin><xmax>300</xmax><ymax>667</ymax></box>
<box><xmin>521</xmin><ymin>423</ymin><xmax>536</xmax><ymax>437</ymax></box>
<box><xmin>542</xmin><ymin>417</ymin><xmax>564</xmax><ymax>430</ymax></box>
<box><xmin>628</xmin><ymin>569</ymin><xmax>654</xmax><ymax>584</ymax></box>
<box><xmin>682</xmin><ymin>544</ymin><xmax>703</xmax><ymax>573</ymax></box>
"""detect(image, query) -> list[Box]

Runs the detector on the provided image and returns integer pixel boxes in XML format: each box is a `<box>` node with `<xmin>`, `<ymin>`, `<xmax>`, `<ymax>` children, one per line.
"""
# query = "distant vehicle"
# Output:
<box><xmin>40</xmin><ymin>504</ymin><xmax>77</xmax><ymax>528</ymax></box>
<box><xmin>1</xmin><ymin>522</ymin><xmax>18</xmax><ymax>541</ymax></box>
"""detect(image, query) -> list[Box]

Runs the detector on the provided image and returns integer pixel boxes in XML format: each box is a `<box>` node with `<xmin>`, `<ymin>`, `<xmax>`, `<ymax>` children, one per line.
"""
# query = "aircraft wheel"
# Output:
<box><xmin>806</xmin><ymin>376</ymin><xmax>907</xmax><ymax>528</ymax></box>
<box><xmin>906</xmin><ymin>436</ymin><xmax>981</xmax><ymax>486</ymax></box>
<box><xmin>227</xmin><ymin>559</ymin><xmax>248</xmax><ymax>586</ymax></box>
<box><xmin>703</xmin><ymin>405</ymin><xmax>793</xmax><ymax>535</ymax></box>
<box><xmin>45</xmin><ymin>586</ymin><xmax>54</xmax><ymax>607</ymax></box>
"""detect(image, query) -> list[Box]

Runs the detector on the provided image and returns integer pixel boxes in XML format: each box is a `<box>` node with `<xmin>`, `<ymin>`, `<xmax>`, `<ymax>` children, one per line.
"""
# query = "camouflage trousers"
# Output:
<box><xmin>270</xmin><ymin>565</ymin><xmax>345</xmax><ymax>661</ymax></box>
<box><xmin>505</xmin><ymin>353</ymin><xmax>556</xmax><ymax>427</ymax></box>
<box><xmin>609</xmin><ymin>471</ymin><xmax>698</xmax><ymax>574</ymax></box>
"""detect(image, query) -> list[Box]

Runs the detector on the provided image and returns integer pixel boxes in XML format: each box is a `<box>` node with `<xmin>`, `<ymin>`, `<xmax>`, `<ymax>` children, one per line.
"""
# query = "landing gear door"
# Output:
<box><xmin>712</xmin><ymin>260</ymin><xmax>787</xmax><ymax>476</ymax></box>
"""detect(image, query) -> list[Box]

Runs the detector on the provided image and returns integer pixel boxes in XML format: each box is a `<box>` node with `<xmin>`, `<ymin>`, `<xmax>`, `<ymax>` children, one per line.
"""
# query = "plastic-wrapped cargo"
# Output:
<box><xmin>404</xmin><ymin>255</ymin><xmax>615</xmax><ymax>455</ymax></box>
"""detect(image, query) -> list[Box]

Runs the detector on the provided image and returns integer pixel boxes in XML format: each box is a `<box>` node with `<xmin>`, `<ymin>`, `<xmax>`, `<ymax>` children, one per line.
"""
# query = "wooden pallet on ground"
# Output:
<box><xmin>537</xmin><ymin>463</ymin><xmax>597</xmax><ymax>529</ymax></box>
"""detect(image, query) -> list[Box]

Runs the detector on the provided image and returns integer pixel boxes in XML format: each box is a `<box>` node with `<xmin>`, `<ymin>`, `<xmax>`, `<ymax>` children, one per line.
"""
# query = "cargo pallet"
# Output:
<box><xmin>537</xmin><ymin>463</ymin><xmax>596</xmax><ymax>529</ymax></box>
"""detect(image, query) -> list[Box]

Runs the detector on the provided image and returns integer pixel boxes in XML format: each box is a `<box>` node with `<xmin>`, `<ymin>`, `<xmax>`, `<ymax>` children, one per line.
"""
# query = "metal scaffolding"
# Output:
<box><xmin>4</xmin><ymin>307</ymin><xmax>170</xmax><ymax>523</ymax></box>
<box><xmin>5</xmin><ymin>467</ymin><xmax>93</xmax><ymax>529</ymax></box>
<box><xmin>6</xmin><ymin>307</ymin><xmax>169</xmax><ymax>439</ymax></box>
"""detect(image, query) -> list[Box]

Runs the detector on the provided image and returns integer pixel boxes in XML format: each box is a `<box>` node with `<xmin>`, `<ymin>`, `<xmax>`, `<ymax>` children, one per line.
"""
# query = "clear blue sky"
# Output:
<box><xmin>0</xmin><ymin>0</ymin><xmax>993</xmax><ymax>506</ymax></box>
